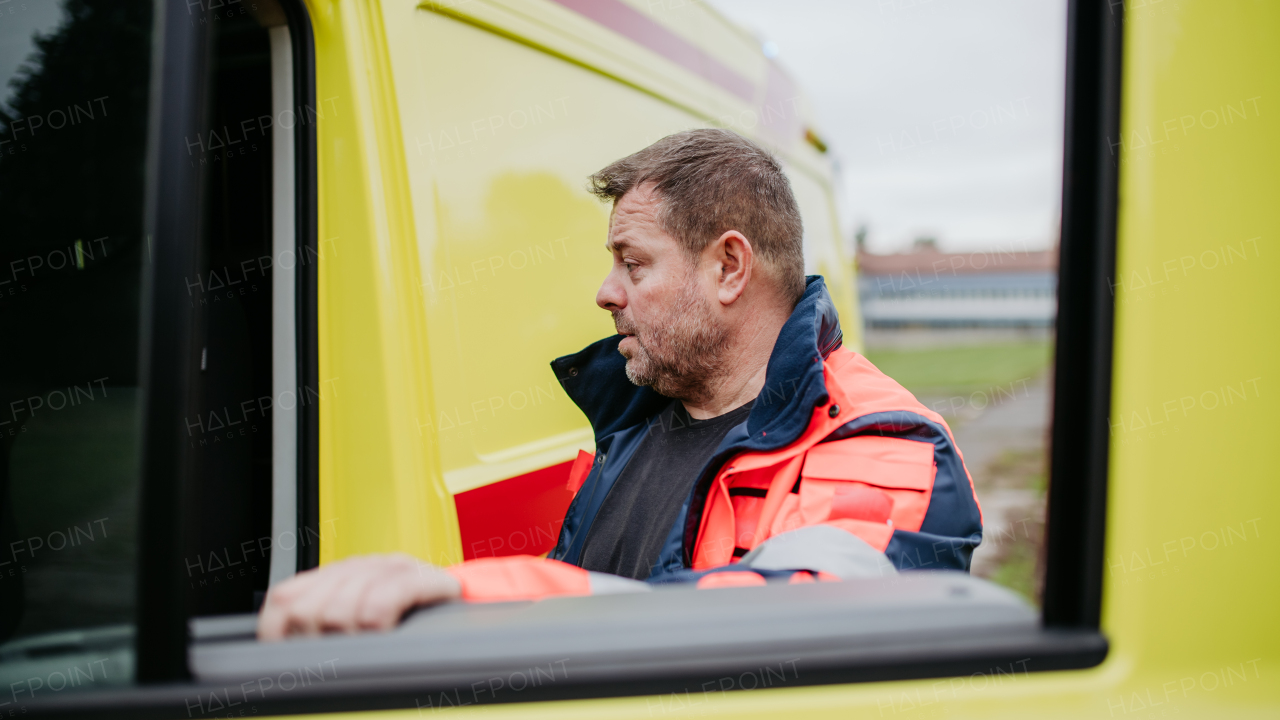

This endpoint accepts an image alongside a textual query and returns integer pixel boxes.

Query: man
[258,129,982,641]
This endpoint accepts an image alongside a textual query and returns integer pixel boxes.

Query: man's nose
[596,270,626,311]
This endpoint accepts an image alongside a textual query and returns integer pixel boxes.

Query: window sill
[27,573,1107,718]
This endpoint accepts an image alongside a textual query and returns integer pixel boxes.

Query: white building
[857,246,1057,328]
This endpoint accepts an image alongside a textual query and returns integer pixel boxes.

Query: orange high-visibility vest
[691,346,981,569]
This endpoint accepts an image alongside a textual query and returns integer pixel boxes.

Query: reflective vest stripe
[691,346,972,570]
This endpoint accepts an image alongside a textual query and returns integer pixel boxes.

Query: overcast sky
[705,0,1067,254]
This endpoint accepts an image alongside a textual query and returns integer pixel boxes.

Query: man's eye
[624,262,637,272]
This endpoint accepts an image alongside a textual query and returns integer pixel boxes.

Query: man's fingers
[258,566,329,641]
[356,563,461,630]
[278,576,341,638]
[353,574,418,631]
[263,556,371,638]
[284,558,383,638]
[316,560,396,634]
[257,603,290,642]
[257,554,459,641]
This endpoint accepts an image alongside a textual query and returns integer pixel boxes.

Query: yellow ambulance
[0,0,1275,717]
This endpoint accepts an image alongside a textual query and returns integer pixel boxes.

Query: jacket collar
[551,276,842,450]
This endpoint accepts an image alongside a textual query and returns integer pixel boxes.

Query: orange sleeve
[445,555,591,603]
[695,571,767,589]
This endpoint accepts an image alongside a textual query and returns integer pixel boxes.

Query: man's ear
[712,230,753,306]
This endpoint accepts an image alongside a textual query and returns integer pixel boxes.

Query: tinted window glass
[184,8,277,617]
[0,0,152,693]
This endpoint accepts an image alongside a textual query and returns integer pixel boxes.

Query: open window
[8,0,1117,715]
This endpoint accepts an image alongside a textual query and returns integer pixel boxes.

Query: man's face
[596,186,729,400]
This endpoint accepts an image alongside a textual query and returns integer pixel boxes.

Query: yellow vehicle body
[301,0,1278,717]
[310,0,857,568]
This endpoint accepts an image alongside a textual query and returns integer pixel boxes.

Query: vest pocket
[798,436,937,533]
[728,487,768,551]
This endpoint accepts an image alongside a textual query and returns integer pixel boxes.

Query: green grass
[991,535,1043,606]
[863,342,1054,606]
[864,341,1054,397]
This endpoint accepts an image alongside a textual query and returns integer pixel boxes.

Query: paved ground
[937,374,1051,587]
[863,328,1055,599]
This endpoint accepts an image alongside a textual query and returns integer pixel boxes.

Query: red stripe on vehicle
[454,459,577,561]
[548,0,756,102]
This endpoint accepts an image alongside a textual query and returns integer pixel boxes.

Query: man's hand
[257,553,461,641]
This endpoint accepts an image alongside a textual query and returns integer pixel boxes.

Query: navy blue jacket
[549,277,983,580]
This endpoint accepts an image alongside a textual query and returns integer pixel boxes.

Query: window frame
[131,0,322,684]
[287,0,322,580]
[1041,0,1123,632]
[28,0,1117,713]
[133,0,210,683]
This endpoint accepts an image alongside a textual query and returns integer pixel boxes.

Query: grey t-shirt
[579,399,753,580]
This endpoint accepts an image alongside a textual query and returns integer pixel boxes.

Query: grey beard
[615,283,731,403]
